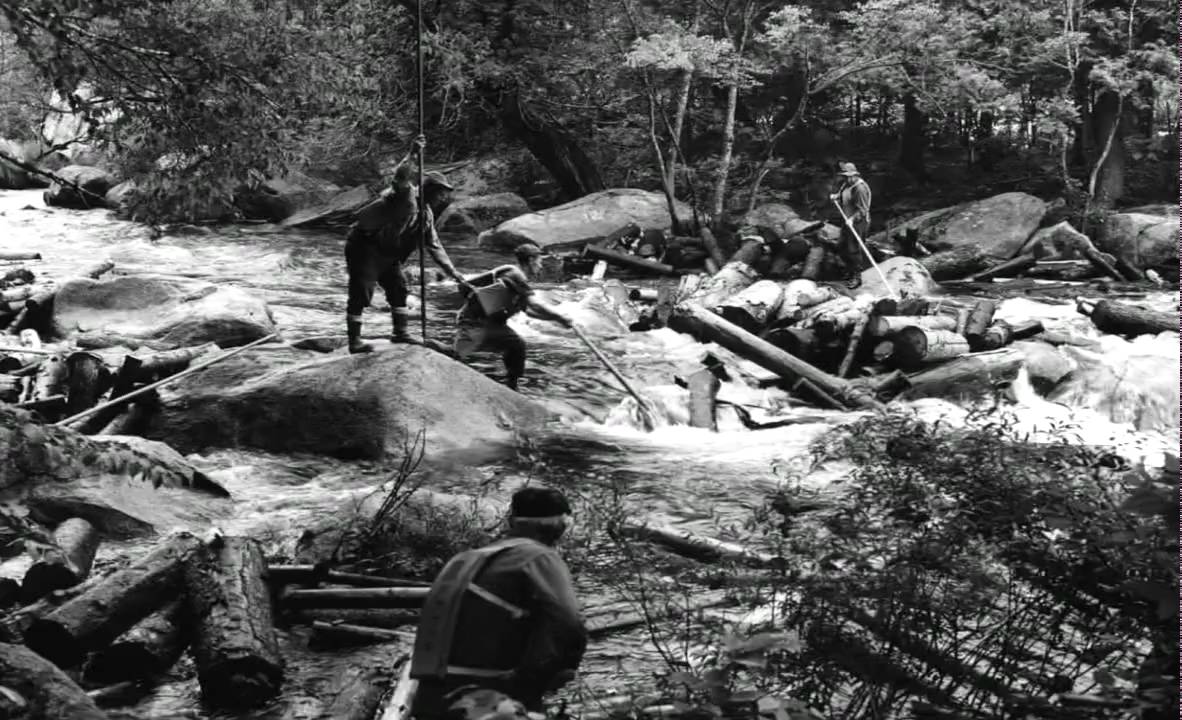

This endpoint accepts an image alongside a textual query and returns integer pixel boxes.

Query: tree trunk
[184,536,283,709]
[666,68,695,198]
[1071,60,1095,165]
[900,93,928,179]
[902,348,1024,399]
[0,642,108,720]
[20,518,101,604]
[83,600,189,684]
[889,328,971,368]
[1091,91,1126,209]
[23,532,202,669]
[710,83,740,225]
[499,91,604,201]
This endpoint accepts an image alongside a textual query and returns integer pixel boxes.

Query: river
[0,189,1177,718]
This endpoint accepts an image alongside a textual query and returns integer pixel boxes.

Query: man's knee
[347,278,375,316]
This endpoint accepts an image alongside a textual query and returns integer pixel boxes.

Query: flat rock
[873,192,1048,258]
[52,274,277,349]
[142,344,557,462]
[477,188,693,252]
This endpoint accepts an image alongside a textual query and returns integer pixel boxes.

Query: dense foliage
[0,0,1176,222]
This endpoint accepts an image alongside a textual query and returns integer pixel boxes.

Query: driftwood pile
[0,532,286,716]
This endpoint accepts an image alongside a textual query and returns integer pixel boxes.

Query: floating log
[0,641,108,719]
[84,600,189,684]
[686,367,720,431]
[23,531,202,668]
[135,343,220,381]
[889,328,971,369]
[715,279,784,333]
[628,288,659,303]
[0,251,41,261]
[799,244,827,280]
[963,299,998,346]
[618,523,779,568]
[966,253,1037,282]
[1077,298,1176,337]
[918,245,997,280]
[587,594,734,640]
[185,536,283,709]
[902,349,1025,399]
[838,313,871,378]
[63,351,111,417]
[582,245,680,277]
[287,608,419,630]
[281,587,428,610]
[973,320,1014,351]
[1009,319,1045,341]
[265,565,429,589]
[378,658,417,720]
[310,620,405,647]
[866,315,956,338]
[72,355,143,434]
[20,518,101,603]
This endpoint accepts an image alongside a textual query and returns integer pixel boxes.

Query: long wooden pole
[570,325,658,431]
[832,199,897,299]
[415,0,428,343]
[53,333,278,427]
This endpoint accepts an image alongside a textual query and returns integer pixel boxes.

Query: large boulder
[0,406,230,537]
[1096,207,1178,279]
[477,189,694,252]
[43,165,117,209]
[874,192,1048,258]
[104,180,138,216]
[856,256,936,298]
[0,138,38,189]
[438,193,531,234]
[141,345,556,462]
[1019,220,1092,259]
[1012,340,1076,394]
[51,275,277,349]
[234,172,342,223]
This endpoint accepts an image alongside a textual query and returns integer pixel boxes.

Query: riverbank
[0,187,1177,719]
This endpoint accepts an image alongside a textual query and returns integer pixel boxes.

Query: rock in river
[52,275,277,349]
[43,165,117,209]
[477,188,693,252]
[0,406,230,537]
[142,344,557,462]
[874,192,1048,259]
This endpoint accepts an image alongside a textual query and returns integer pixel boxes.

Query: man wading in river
[345,148,474,353]
[453,243,573,390]
[410,486,587,718]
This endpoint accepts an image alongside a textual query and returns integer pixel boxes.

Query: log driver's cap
[423,171,454,190]
[510,486,572,526]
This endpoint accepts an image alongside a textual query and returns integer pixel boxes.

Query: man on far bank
[829,161,873,288]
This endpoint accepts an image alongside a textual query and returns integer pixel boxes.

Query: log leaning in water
[902,349,1025,399]
[23,531,202,668]
[963,299,998,347]
[617,523,781,568]
[671,303,883,411]
[686,367,720,431]
[0,642,108,720]
[1077,298,1176,337]
[184,536,284,709]
[20,518,101,603]
[83,600,189,684]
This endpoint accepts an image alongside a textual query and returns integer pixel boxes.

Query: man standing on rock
[411,486,587,718]
[829,161,873,288]
[345,150,474,353]
[452,243,573,390]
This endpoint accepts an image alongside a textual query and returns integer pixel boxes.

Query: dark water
[0,190,1176,718]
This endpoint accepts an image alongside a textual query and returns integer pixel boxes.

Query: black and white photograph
[0,0,1177,718]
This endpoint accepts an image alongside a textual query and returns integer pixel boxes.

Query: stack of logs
[0,520,759,719]
[624,230,1170,424]
[0,257,223,431]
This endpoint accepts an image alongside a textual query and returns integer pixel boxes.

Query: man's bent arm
[516,552,587,689]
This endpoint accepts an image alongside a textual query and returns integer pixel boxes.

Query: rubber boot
[505,375,520,391]
[347,318,373,354]
[390,308,412,343]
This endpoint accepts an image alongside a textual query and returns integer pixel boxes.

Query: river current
[0,189,1176,718]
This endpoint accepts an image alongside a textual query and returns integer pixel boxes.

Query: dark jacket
[837,177,872,225]
[411,536,587,714]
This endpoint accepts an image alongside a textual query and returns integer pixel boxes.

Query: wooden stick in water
[569,325,658,431]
